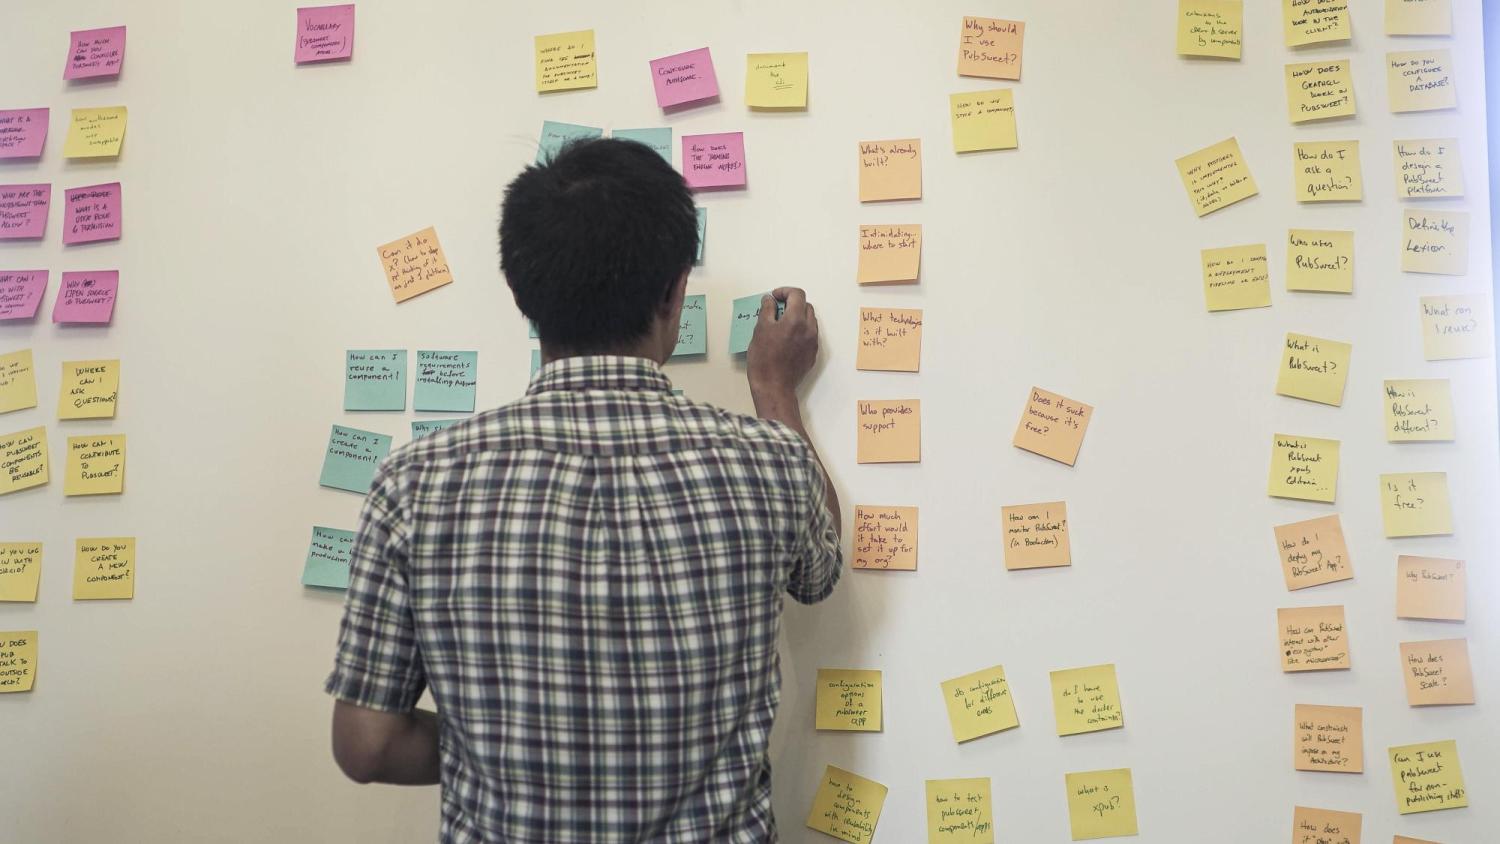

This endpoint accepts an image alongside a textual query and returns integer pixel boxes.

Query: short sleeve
[785,450,842,604]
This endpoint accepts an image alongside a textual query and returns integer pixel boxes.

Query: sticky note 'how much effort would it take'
[852,505,917,570]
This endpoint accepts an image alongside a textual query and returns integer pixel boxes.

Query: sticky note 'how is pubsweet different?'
[63,182,122,245]
[814,668,882,731]
[535,30,597,93]
[1396,555,1465,622]
[806,765,887,844]
[1177,0,1243,59]
[1285,60,1355,122]
[856,308,922,372]
[1420,295,1490,361]
[1402,209,1468,275]
[379,226,453,303]
[1268,434,1339,503]
[414,350,477,413]
[73,537,135,600]
[1286,229,1352,293]
[1291,806,1360,844]
[0,543,42,602]
[1051,664,1123,736]
[64,434,125,496]
[0,426,49,496]
[1002,501,1070,570]
[857,225,922,285]
[1389,740,1467,815]
[852,505,917,570]
[1176,137,1257,217]
[0,349,37,415]
[1065,768,1138,841]
[926,778,994,844]
[295,4,354,64]
[682,132,746,190]
[1278,604,1349,671]
[344,350,406,411]
[941,664,1019,743]
[1394,139,1463,198]
[1380,472,1452,537]
[1013,387,1092,467]
[858,140,922,202]
[65,26,125,80]
[1283,0,1350,46]
[319,425,392,494]
[1275,332,1351,406]
[63,107,126,159]
[58,359,119,420]
[0,184,52,240]
[1294,141,1362,202]
[857,400,920,464]
[1386,0,1451,35]
[53,271,119,325]
[1202,244,1270,310]
[958,16,1024,79]
[1387,50,1456,113]
[0,109,48,159]
[1273,513,1352,591]
[0,271,47,320]
[1295,704,1363,773]
[0,630,37,693]
[950,89,1017,153]
[649,47,718,109]
[1399,638,1474,706]
[303,526,353,589]
[745,52,808,109]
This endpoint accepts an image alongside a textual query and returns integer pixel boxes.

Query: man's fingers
[757,295,779,326]
[772,287,808,314]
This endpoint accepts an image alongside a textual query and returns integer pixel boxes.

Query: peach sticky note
[1386,0,1451,35]
[1274,514,1352,590]
[1065,769,1138,840]
[1002,501,1071,570]
[852,505,918,570]
[1401,209,1468,275]
[806,765,887,844]
[1013,387,1093,466]
[856,308,923,372]
[857,225,922,284]
[1286,229,1353,292]
[534,30,597,93]
[926,778,994,843]
[1177,0,1243,59]
[1283,0,1350,46]
[1399,639,1474,705]
[957,16,1024,79]
[73,536,135,600]
[1394,139,1463,198]
[1380,472,1452,537]
[378,226,453,303]
[0,426,50,496]
[950,89,1018,153]
[1389,740,1467,814]
[1268,434,1339,503]
[745,52,808,109]
[1051,664,1123,736]
[941,664,1020,743]
[1295,704,1363,773]
[0,630,37,692]
[63,106,127,159]
[1285,60,1356,122]
[1202,243,1271,311]
[0,542,42,602]
[1420,295,1490,360]
[63,434,125,496]
[1276,333,1351,406]
[1387,50,1456,113]
[856,400,920,464]
[1292,806,1361,844]
[58,359,120,420]
[858,139,922,202]
[0,349,37,415]
[1278,605,1349,671]
[1397,556,1465,621]
[815,668,882,731]
[1295,141,1363,202]
[1176,137,1258,216]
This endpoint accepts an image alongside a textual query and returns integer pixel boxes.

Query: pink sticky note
[0,184,51,240]
[649,47,719,108]
[0,270,48,320]
[64,26,127,80]
[682,132,747,190]
[53,271,118,324]
[296,5,356,63]
[63,182,121,245]
[0,109,49,159]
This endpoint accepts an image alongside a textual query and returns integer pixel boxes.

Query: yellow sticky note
[1394,139,1463,198]
[64,434,126,496]
[1292,806,1361,843]
[1401,209,1468,275]
[0,542,43,602]
[1285,60,1355,122]
[1386,0,1451,35]
[1295,704,1363,773]
[815,668,882,731]
[852,505,918,570]
[1274,514,1353,591]
[1286,229,1353,293]
[950,89,1017,153]
[1380,472,1452,537]
[1389,740,1467,814]
[1268,434,1339,503]
[940,664,1020,742]
[1385,379,1454,442]
[1051,664,1123,736]
[57,359,120,420]
[1278,605,1349,671]
[73,536,135,600]
[0,630,38,693]
[1275,332,1351,406]
[857,225,922,284]
[1065,769,1138,841]
[926,778,995,844]
[1176,137,1258,217]
[0,349,38,414]
[957,17,1024,80]
[806,765,887,844]
[378,226,454,303]
[1387,50,1456,112]
[0,426,49,496]
[534,29,596,93]
[1177,0,1243,59]
[1399,639,1474,706]
[1396,555,1465,621]
[63,106,127,158]
[1002,501,1070,570]
[858,139,922,202]
[856,309,923,372]
[1201,244,1271,311]
[1283,0,1350,46]
[745,52,808,109]
[1393,837,1441,844]
[1420,295,1490,361]
[1294,141,1362,202]
[1013,387,1093,466]
[856,400,920,464]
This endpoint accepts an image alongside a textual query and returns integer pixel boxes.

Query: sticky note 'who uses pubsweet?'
[852,505,917,570]
[1286,229,1352,293]
[73,536,135,600]
[805,765,887,844]
[1202,243,1270,310]
[941,664,1019,743]
[814,668,882,732]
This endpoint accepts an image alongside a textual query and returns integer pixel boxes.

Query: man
[326,137,842,842]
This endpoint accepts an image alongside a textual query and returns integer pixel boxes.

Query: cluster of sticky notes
[319,424,392,493]
[855,308,922,372]
[1001,501,1070,570]
[1065,768,1138,840]
[1294,703,1363,772]
[1386,0,1452,35]
[295,4,355,63]
[858,140,922,202]
[0,630,37,693]
[63,106,127,158]
[1285,60,1355,122]
[58,359,120,419]
[941,664,1019,742]
[0,183,52,239]
[925,778,994,843]
[1283,0,1350,46]
[0,426,49,495]
[1286,229,1352,293]
[1050,664,1123,736]
[414,350,478,412]
[957,16,1024,79]
[1402,208,1468,275]
[1394,139,1463,198]
[1201,244,1270,311]
[745,52,808,109]
[63,182,123,245]
[856,400,921,464]
[1175,137,1257,216]
[535,30,597,92]
[1177,0,1244,60]
[1273,514,1352,590]
[1389,739,1467,814]
[0,109,48,159]
[1277,604,1349,671]
[1420,294,1489,360]
[1380,472,1452,537]
[852,505,917,570]
[1013,387,1092,466]
[949,90,1017,153]
[1399,638,1473,706]
[1387,50,1456,113]
[0,349,37,414]
[65,25,126,80]
[0,270,48,319]
[1396,555,1465,622]
[53,270,119,324]
[1292,806,1360,844]
[63,434,126,496]
[378,226,453,303]
[344,350,407,411]
[1275,332,1351,406]
[73,537,135,600]
[682,132,747,189]
[1294,140,1362,203]
[303,526,354,589]
[806,765,888,844]
[1267,433,1339,502]
[649,47,718,108]
[0,542,43,602]
[815,668,882,731]
[857,225,922,285]
[673,294,707,357]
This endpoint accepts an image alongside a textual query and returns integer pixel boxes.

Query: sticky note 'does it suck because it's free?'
[814,668,881,731]
[1268,434,1338,503]
[806,765,887,844]
[1177,0,1243,60]
[1013,387,1092,467]
[1065,768,1137,841]
[941,664,1019,743]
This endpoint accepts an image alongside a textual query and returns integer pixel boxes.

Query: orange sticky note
[858,139,922,202]
[378,226,453,303]
[857,225,922,284]
[1013,387,1092,466]
[1292,806,1361,844]
[1294,704,1363,773]
[1273,514,1352,590]
[852,505,917,570]
[856,400,920,464]
[1396,556,1465,622]
[1399,639,1474,706]
[1278,605,1349,671]
[1002,501,1070,570]
[957,16,1023,79]
[856,308,922,372]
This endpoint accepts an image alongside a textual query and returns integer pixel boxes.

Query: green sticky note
[695,207,707,264]
[527,319,538,339]
[414,350,477,412]
[318,425,392,494]
[728,292,782,355]
[538,121,602,164]
[531,349,542,376]
[344,349,407,411]
[614,127,672,163]
[411,418,464,439]
[302,526,354,589]
[673,294,707,357]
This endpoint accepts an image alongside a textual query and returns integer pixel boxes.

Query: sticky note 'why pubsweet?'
[1295,704,1363,773]
[806,765,887,844]
[1275,332,1351,406]
[57,359,119,420]
[534,30,597,93]
[295,5,354,63]
[0,630,37,692]
[1002,501,1070,570]
[858,140,922,202]
[1380,472,1452,537]
[1278,604,1349,671]
[303,526,353,589]
[0,349,37,415]
[1389,740,1467,814]
[1268,434,1339,503]
[855,308,922,372]
[1051,664,1123,736]
[1013,388,1092,466]
[950,89,1017,153]
[745,52,808,109]
[0,543,42,602]
[957,16,1024,79]
[649,47,718,109]
[1396,555,1465,622]
[852,505,917,570]
[926,778,994,844]
[379,226,453,303]
[1177,0,1243,59]
[1274,514,1352,591]
[1065,769,1137,841]
[857,225,922,285]
[1286,229,1352,293]
[73,537,135,600]
[1202,244,1270,310]
[1176,137,1257,216]
[941,664,1019,742]
[815,668,882,731]
[63,106,126,159]
[682,132,747,190]
[0,426,49,496]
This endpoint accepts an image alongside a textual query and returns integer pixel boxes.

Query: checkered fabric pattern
[327,355,842,843]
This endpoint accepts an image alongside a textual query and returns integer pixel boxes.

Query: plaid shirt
[327,355,842,843]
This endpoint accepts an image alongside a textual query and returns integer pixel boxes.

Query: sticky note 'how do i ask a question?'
[1294,141,1362,202]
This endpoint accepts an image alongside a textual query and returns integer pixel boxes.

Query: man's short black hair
[500,138,698,353]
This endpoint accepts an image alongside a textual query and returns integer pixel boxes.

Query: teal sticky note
[673,294,707,357]
[614,127,673,163]
[527,319,539,339]
[728,292,783,355]
[411,418,464,439]
[695,207,707,264]
[538,121,603,164]
[302,526,354,589]
[414,350,477,412]
[344,349,407,411]
[319,425,393,494]
[531,349,542,376]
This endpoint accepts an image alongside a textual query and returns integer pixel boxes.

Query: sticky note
[303,526,354,589]
[1176,137,1257,216]
[411,418,463,439]
[1292,807,1361,844]
[0,543,42,602]
[1051,664,1123,736]
[1201,244,1270,310]
[856,308,922,372]
[957,16,1024,79]
[1389,740,1467,814]
[1394,139,1463,198]
[950,89,1017,153]
[1420,295,1490,360]
[0,349,37,415]
[1286,229,1353,293]
[941,664,1019,742]
[537,121,603,164]
[344,350,407,411]
[295,5,354,63]
[806,765,887,844]
[0,109,49,159]
[682,132,747,190]
[1386,0,1451,35]
[1275,332,1351,406]
[1401,209,1468,275]
[746,52,808,109]
[857,225,922,284]
[1177,0,1243,59]
[1268,434,1339,503]
[1295,704,1363,773]
[64,26,126,80]
[1294,141,1362,202]
[534,30,597,93]
[531,349,542,376]
[0,270,47,320]
[856,400,921,464]
[612,127,671,163]
[414,350,477,412]
[1002,501,1070,570]
[1278,605,1349,671]
[1388,50,1456,112]
[852,505,917,570]
[814,668,882,731]
[53,271,119,324]
[695,207,707,263]
[1013,387,1092,466]
[0,630,37,692]
[1274,514,1352,591]
[64,434,126,496]
[1283,0,1350,46]
[1380,472,1452,537]
[378,226,453,303]
[63,106,127,158]
[1065,769,1138,841]
[0,426,49,495]
[63,182,122,245]
[1385,379,1453,442]
[73,537,135,600]
[0,184,51,239]
[858,139,922,202]
[728,293,772,355]
[1393,837,1441,844]
[57,359,119,420]
[926,778,994,843]
[672,294,707,357]
[649,47,718,108]
[1399,639,1473,706]
[319,425,392,494]
[1397,555,1465,622]
[1285,61,1355,122]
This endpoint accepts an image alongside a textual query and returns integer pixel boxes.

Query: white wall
[1,1,1495,841]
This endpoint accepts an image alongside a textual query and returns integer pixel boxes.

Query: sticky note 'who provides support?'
[73,537,135,600]
[856,400,921,464]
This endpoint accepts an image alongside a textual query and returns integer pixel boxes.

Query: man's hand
[747,287,819,400]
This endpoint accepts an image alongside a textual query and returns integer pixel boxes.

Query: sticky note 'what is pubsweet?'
[1275,332,1351,406]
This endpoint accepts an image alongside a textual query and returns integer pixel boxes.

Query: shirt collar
[526,355,674,396]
